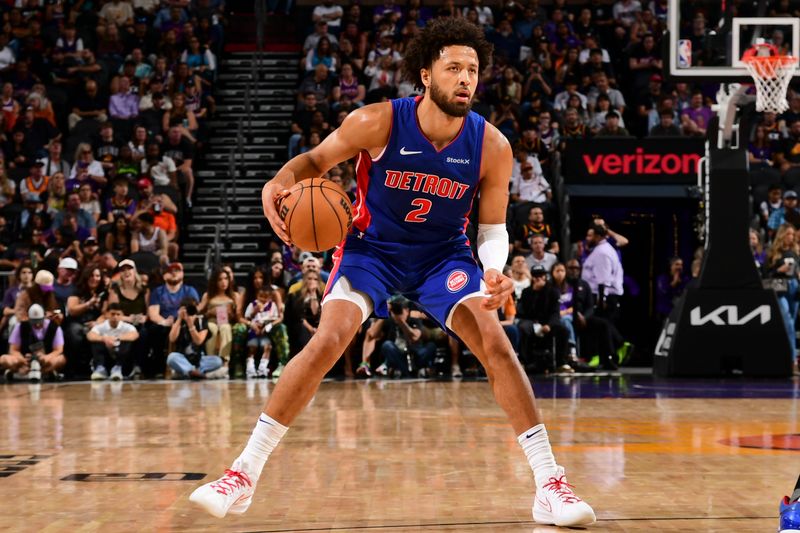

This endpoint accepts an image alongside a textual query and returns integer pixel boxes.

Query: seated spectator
[130,212,168,264]
[46,172,66,216]
[332,63,365,107]
[38,139,71,179]
[680,90,713,137]
[0,261,33,336]
[776,120,800,188]
[52,191,97,238]
[5,130,34,171]
[553,75,588,112]
[95,122,122,175]
[655,257,689,320]
[162,92,198,143]
[14,105,59,155]
[0,167,15,214]
[517,265,570,372]
[65,266,108,377]
[646,95,679,133]
[181,36,217,80]
[104,179,137,223]
[78,182,101,222]
[106,215,132,258]
[751,228,767,269]
[68,79,108,131]
[749,125,782,200]
[146,262,199,378]
[243,285,289,379]
[109,76,139,130]
[510,254,532,300]
[53,257,78,312]
[305,37,337,73]
[285,270,323,355]
[303,21,339,54]
[510,159,550,205]
[526,234,558,271]
[759,185,783,230]
[79,236,101,266]
[595,111,630,137]
[68,143,107,193]
[298,63,338,106]
[586,73,625,114]
[288,254,330,291]
[198,266,240,376]
[372,295,436,379]
[14,269,58,322]
[490,97,520,143]
[0,303,65,381]
[166,296,221,379]
[87,303,139,381]
[19,160,48,202]
[161,126,195,205]
[768,190,800,238]
[649,108,682,137]
[514,205,556,256]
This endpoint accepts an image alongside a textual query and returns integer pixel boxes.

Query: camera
[185,304,198,316]
[389,302,404,315]
[96,290,108,303]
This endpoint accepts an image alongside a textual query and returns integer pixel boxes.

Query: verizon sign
[564,138,705,184]
[689,305,771,326]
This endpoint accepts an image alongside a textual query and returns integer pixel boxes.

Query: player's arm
[477,124,514,311]
[262,103,392,244]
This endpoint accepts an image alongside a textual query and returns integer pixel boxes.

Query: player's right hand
[262,180,292,245]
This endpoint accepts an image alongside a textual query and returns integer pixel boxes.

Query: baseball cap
[298,251,316,263]
[531,264,547,277]
[30,160,44,168]
[34,269,54,291]
[166,261,183,271]
[650,73,663,83]
[119,258,137,270]
[784,190,798,199]
[28,303,45,323]
[83,236,99,246]
[137,177,153,190]
[388,294,409,307]
[58,257,78,270]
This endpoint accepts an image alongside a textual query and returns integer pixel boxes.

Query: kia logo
[583,148,701,176]
[689,305,771,326]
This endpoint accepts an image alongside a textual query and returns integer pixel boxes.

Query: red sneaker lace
[543,475,581,504]
[211,469,252,496]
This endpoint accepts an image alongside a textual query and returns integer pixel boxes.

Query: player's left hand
[482,269,513,311]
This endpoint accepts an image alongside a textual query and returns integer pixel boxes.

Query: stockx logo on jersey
[383,170,471,200]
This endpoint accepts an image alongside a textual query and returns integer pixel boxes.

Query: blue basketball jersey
[351,96,486,245]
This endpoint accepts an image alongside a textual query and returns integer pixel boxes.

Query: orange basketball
[276,177,353,252]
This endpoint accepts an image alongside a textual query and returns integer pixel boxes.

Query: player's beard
[428,77,472,118]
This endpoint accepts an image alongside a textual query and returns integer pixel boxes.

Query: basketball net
[741,43,798,113]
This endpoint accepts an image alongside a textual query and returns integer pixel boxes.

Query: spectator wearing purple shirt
[373,0,402,25]
[1,303,66,379]
[680,91,714,137]
[109,77,139,121]
[103,179,138,223]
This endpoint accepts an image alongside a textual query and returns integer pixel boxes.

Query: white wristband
[477,223,509,273]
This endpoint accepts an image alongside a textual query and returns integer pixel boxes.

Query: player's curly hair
[402,18,493,91]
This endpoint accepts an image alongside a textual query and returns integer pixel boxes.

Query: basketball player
[191,18,596,527]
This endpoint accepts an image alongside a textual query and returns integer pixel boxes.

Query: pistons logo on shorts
[446,270,469,293]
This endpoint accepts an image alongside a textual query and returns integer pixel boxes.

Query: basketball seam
[285,182,303,238]
[310,179,319,251]
[319,185,345,243]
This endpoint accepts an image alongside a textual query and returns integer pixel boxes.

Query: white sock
[517,424,558,488]
[234,413,288,481]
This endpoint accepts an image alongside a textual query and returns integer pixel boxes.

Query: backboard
[666,0,800,82]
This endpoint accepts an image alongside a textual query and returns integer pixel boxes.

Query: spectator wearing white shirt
[525,234,558,272]
[510,159,550,204]
[461,0,493,27]
[87,303,140,381]
[553,77,588,112]
[0,33,15,74]
[303,21,339,53]
[586,74,626,114]
[312,1,344,32]
[612,0,642,27]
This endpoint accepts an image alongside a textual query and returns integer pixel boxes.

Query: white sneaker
[533,466,596,527]
[91,366,108,381]
[271,362,284,379]
[256,358,268,378]
[205,365,229,380]
[28,360,41,383]
[375,363,388,376]
[110,365,123,381]
[245,359,257,379]
[451,364,463,378]
[190,463,255,518]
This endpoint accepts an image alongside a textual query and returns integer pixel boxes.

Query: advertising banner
[563,138,705,184]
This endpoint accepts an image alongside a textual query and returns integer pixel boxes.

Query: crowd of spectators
[0,0,226,382]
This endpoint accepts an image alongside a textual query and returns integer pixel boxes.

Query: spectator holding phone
[0,303,65,382]
[166,297,222,379]
[87,303,139,381]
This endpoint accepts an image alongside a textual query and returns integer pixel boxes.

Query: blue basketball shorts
[322,235,486,332]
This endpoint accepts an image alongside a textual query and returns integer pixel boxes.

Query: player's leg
[189,298,364,518]
[449,297,595,527]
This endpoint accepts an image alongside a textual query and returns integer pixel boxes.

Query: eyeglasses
[82,150,92,155]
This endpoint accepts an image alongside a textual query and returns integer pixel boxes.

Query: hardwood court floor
[1,376,797,532]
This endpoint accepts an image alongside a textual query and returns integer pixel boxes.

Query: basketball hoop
[741,43,798,113]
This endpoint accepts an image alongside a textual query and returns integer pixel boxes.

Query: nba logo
[678,39,692,68]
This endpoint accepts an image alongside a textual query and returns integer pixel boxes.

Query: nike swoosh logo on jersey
[400,147,422,155]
